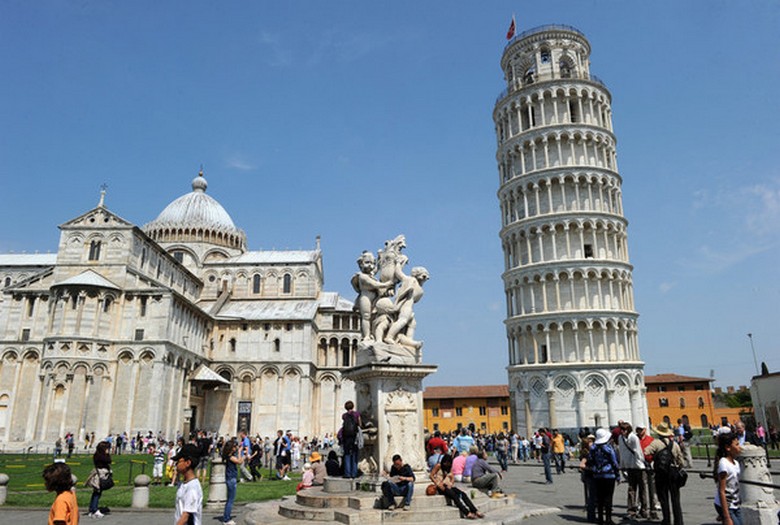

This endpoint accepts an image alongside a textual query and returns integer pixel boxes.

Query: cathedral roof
[53,270,120,289]
[143,171,246,251]
[226,250,320,265]
[0,253,57,266]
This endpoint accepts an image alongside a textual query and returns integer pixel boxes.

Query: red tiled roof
[644,373,713,385]
[423,385,509,399]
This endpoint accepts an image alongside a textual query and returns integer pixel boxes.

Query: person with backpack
[588,428,620,525]
[341,400,362,479]
[645,422,685,525]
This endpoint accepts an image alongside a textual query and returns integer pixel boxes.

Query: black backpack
[343,412,358,438]
[683,425,693,441]
[653,440,674,477]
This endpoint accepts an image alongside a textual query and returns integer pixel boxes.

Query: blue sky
[1,2,779,389]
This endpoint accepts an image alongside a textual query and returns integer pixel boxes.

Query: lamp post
[747,333,759,375]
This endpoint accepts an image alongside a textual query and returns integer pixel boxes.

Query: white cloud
[225,157,257,172]
[658,282,676,294]
[258,32,292,67]
[683,177,780,273]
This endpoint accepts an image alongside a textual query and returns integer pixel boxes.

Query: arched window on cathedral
[229,338,236,352]
[3,277,10,287]
[88,241,101,261]
[252,274,262,294]
[283,273,292,294]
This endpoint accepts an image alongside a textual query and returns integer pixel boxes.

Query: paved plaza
[1,458,776,524]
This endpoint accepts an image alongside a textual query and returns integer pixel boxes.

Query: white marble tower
[494,25,647,435]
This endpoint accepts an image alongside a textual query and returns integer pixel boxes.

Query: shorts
[198,456,210,470]
[153,463,164,478]
[276,454,291,469]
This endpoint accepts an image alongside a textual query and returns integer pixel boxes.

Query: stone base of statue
[342,360,437,476]
[355,340,421,366]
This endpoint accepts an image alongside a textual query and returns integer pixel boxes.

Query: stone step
[379,504,461,522]
[278,500,336,521]
[297,488,351,508]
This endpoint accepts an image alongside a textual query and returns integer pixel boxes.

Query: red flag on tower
[506,15,516,40]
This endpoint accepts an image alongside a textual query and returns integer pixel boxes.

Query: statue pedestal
[342,362,437,477]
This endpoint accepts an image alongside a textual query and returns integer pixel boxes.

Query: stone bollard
[132,474,151,508]
[206,456,227,509]
[738,444,779,525]
[0,473,8,505]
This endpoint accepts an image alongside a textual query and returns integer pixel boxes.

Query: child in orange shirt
[44,462,79,525]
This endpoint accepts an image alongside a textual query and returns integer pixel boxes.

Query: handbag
[99,470,115,491]
[356,427,365,450]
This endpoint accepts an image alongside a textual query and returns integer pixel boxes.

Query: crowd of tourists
[43,407,765,525]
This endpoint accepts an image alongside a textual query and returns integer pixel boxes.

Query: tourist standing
[588,428,620,525]
[173,444,203,525]
[578,433,596,523]
[87,441,112,519]
[494,432,509,472]
[618,422,648,519]
[552,429,566,474]
[645,422,684,525]
[340,400,361,479]
[714,432,742,525]
[221,440,242,525]
[637,425,660,521]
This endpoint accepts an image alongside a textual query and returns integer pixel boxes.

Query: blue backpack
[591,444,615,476]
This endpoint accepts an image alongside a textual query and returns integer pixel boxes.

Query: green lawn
[0,453,297,508]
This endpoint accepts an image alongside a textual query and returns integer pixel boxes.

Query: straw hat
[310,451,322,462]
[654,422,674,437]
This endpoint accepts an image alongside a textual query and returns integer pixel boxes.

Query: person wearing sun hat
[588,428,620,525]
[309,451,327,486]
[645,422,684,525]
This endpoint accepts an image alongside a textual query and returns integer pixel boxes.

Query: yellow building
[423,385,511,434]
[645,374,752,429]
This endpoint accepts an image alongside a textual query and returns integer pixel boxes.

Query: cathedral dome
[143,172,246,251]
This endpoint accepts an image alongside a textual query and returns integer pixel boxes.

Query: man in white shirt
[173,443,203,525]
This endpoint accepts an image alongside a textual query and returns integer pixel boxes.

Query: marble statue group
[351,235,429,364]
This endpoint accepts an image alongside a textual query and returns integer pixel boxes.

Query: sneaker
[224,521,236,525]
[282,475,291,481]
[90,511,105,519]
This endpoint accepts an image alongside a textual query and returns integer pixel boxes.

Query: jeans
[89,490,101,514]
[542,452,554,482]
[223,477,237,522]
[343,444,358,478]
[715,505,742,525]
[554,452,566,473]
[381,480,413,506]
[496,450,508,471]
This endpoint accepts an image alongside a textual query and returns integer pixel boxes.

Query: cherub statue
[351,251,394,342]
[384,266,429,349]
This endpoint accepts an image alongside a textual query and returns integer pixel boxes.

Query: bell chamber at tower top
[498,25,601,96]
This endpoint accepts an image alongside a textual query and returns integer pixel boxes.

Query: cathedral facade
[0,173,356,446]
[495,25,648,434]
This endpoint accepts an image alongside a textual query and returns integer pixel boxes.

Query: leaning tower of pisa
[494,25,648,435]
